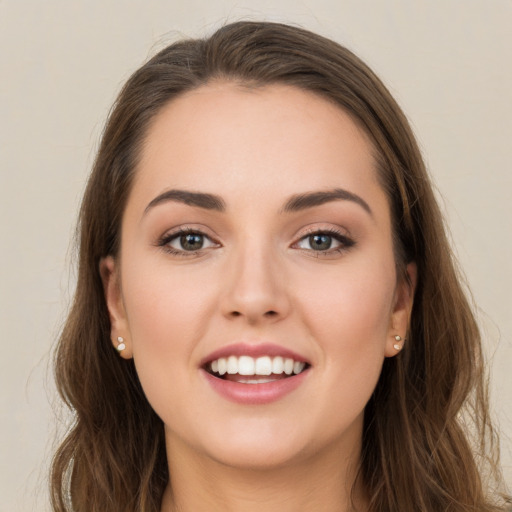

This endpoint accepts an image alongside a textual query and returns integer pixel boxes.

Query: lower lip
[202,369,310,405]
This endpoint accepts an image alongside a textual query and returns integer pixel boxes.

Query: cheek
[297,258,396,350]
[296,260,395,420]
[123,258,216,347]
[120,260,219,408]
[296,254,396,400]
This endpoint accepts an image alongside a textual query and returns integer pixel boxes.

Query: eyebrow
[144,189,226,214]
[282,188,372,216]
[143,187,372,217]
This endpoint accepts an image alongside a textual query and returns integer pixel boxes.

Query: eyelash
[293,228,355,256]
[157,227,355,257]
[157,227,219,257]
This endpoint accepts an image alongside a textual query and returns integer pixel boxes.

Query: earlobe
[99,256,133,359]
[385,262,417,358]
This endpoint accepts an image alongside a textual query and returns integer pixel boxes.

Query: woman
[50,21,510,511]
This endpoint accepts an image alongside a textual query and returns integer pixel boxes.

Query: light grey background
[1,1,511,510]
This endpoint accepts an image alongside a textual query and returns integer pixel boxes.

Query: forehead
[131,82,385,214]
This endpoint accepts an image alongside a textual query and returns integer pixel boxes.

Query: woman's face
[102,83,415,469]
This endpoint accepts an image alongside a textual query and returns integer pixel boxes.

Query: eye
[300,233,337,251]
[295,230,355,253]
[159,229,219,255]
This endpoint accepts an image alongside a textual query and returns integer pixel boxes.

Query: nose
[220,243,291,325]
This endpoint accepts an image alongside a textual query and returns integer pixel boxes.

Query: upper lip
[200,342,310,367]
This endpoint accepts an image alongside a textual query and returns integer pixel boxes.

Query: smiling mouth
[205,355,310,384]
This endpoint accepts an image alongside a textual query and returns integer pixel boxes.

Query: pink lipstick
[201,343,311,405]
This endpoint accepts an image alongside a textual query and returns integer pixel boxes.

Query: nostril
[227,309,280,320]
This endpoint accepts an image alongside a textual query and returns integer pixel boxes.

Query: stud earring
[393,335,402,351]
[116,336,126,352]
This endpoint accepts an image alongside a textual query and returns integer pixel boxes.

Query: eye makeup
[155,224,356,259]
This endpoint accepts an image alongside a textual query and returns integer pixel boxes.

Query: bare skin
[101,82,415,512]
[160,432,366,512]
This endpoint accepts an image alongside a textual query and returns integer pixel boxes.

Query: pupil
[181,233,203,250]
[310,234,332,251]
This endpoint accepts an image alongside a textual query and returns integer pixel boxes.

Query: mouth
[200,343,311,403]
[204,355,310,384]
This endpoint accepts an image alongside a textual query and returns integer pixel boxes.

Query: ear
[99,256,133,359]
[385,262,417,358]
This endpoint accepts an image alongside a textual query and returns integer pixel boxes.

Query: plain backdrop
[1,1,511,510]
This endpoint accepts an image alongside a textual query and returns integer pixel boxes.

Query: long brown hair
[51,21,510,511]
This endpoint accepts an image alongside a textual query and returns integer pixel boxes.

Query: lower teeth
[238,378,275,384]
[208,365,309,381]
[215,372,301,382]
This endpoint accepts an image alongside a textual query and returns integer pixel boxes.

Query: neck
[160,433,367,512]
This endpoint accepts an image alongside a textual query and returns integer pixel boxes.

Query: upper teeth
[210,356,306,376]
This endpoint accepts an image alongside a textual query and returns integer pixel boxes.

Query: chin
[182,416,316,470]
[206,438,309,471]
